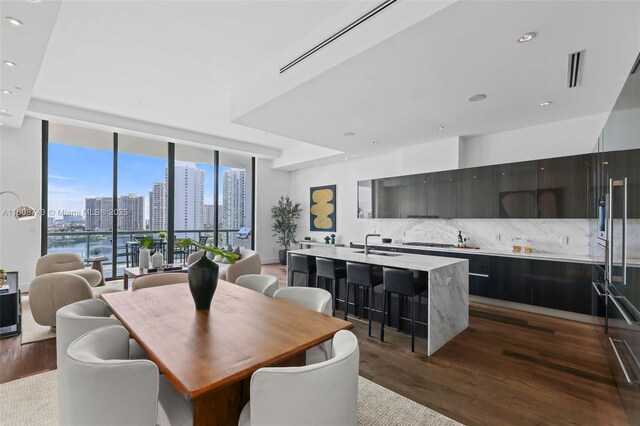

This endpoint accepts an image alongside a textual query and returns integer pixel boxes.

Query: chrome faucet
[364,234,381,255]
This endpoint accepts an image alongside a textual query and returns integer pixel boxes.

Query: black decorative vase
[187,253,219,310]
[279,250,287,265]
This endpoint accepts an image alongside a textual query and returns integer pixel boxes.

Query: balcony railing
[47,228,246,279]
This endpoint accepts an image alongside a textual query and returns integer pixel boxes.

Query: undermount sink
[352,250,402,257]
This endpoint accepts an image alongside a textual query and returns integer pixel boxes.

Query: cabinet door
[531,261,590,314]
[357,180,374,219]
[400,174,429,218]
[427,170,458,218]
[458,167,493,218]
[450,253,491,297]
[537,155,591,218]
[374,177,401,218]
[490,257,532,304]
[601,149,640,219]
[494,161,537,218]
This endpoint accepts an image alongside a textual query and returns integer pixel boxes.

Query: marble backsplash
[362,219,593,256]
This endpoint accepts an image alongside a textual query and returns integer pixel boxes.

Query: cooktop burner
[403,242,455,248]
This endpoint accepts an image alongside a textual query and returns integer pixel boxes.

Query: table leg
[192,351,305,426]
[123,274,129,291]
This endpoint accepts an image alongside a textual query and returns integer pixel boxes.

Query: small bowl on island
[381,237,392,244]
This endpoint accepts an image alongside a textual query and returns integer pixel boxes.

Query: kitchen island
[287,247,469,355]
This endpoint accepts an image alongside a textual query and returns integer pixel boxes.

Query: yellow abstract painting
[310,185,336,231]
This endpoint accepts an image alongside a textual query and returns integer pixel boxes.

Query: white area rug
[0,371,461,426]
[20,280,124,344]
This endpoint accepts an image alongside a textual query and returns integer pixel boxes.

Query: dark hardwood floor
[1,263,628,426]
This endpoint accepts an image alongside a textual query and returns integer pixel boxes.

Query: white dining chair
[235,274,279,297]
[273,287,333,364]
[132,272,188,291]
[238,330,359,426]
[66,325,193,426]
[56,299,150,424]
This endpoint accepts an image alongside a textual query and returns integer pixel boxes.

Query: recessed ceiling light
[345,157,349,161]
[468,94,487,102]
[372,141,379,145]
[518,32,536,43]
[25,0,42,3]
[3,60,17,67]
[0,110,12,117]
[0,122,5,127]
[436,125,445,130]
[344,131,355,137]
[539,101,552,106]
[0,109,7,113]
[5,17,24,27]
[1,89,12,94]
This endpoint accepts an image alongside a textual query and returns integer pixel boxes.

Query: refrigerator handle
[607,179,613,286]
[622,177,627,285]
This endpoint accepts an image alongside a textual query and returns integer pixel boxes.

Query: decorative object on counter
[462,238,468,248]
[457,231,464,247]
[138,236,154,269]
[177,239,238,310]
[310,184,337,232]
[382,238,392,244]
[512,237,523,253]
[523,239,533,253]
[324,236,331,244]
[331,234,336,244]
[271,196,302,265]
[151,250,164,268]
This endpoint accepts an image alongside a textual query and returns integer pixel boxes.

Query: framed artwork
[310,185,336,232]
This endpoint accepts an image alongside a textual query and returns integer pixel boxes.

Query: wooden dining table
[101,281,353,426]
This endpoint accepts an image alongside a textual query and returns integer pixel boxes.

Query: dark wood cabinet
[490,257,532,304]
[374,177,401,218]
[458,167,493,218]
[493,161,537,218]
[400,174,429,218]
[531,261,590,314]
[451,253,491,297]
[601,149,640,219]
[536,155,592,218]
[427,170,458,218]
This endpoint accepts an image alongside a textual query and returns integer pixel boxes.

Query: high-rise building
[222,168,246,230]
[204,204,216,228]
[149,181,167,231]
[118,194,144,231]
[85,197,113,231]
[174,163,204,230]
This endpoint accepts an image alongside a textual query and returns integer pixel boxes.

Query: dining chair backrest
[235,274,279,297]
[243,330,359,426]
[273,287,332,316]
[198,236,208,245]
[66,325,160,426]
[132,272,188,291]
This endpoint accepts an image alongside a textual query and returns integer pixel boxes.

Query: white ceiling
[2,1,638,168]
[233,0,640,156]
[29,0,369,152]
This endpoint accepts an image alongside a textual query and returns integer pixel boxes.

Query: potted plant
[271,196,302,265]
[177,239,237,310]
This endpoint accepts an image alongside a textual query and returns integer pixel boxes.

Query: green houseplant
[271,196,302,265]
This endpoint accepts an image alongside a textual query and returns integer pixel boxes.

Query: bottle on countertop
[463,238,468,248]
[457,231,463,247]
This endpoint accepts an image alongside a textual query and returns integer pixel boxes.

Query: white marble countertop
[350,242,595,264]
[288,247,467,272]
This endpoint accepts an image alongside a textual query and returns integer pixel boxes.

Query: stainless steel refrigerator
[593,53,640,423]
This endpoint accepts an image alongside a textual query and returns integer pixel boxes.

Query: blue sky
[48,143,226,218]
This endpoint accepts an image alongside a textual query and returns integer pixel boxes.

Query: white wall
[460,113,609,168]
[0,117,42,289]
[254,158,291,263]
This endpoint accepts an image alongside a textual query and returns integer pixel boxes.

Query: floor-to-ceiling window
[44,121,255,278]
[219,152,253,248]
[46,123,115,277]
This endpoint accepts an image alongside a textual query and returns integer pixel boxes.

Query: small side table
[0,271,21,339]
[84,256,109,287]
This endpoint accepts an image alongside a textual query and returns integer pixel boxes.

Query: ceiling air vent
[567,50,585,88]
[279,0,398,74]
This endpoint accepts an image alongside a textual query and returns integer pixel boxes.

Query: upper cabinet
[458,167,493,218]
[536,154,592,218]
[493,161,537,218]
[374,177,402,218]
[427,170,458,219]
[400,174,429,218]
